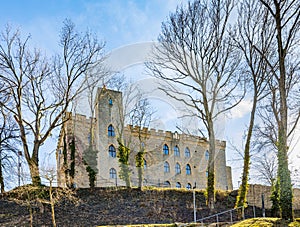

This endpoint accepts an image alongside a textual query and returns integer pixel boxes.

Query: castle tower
[95,87,124,186]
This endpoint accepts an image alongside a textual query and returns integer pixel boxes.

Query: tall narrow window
[164,161,170,173]
[185,147,190,157]
[108,124,115,137]
[108,145,116,158]
[144,159,147,169]
[174,145,180,157]
[109,168,117,179]
[109,98,113,105]
[163,144,169,155]
[175,162,181,174]
[186,164,191,175]
[205,150,209,161]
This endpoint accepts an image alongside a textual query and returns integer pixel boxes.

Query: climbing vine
[117,139,131,187]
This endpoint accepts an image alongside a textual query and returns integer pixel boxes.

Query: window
[109,98,113,105]
[88,133,91,143]
[164,181,171,187]
[144,159,147,169]
[109,145,116,158]
[109,168,117,179]
[108,124,115,137]
[186,164,191,175]
[176,182,181,188]
[185,147,190,157]
[163,144,169,155]
[174,145,180,157]
[164,161,170,173]
[205,150,209,161]
[206,170,209,177]
[175,163,181,174]
[186,183,192,190]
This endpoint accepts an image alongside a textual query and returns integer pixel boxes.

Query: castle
[56,87,233,190]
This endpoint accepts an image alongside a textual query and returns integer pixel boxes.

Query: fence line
[179,205,259,227]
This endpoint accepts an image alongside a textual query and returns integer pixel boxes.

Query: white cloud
[230,99,253,119]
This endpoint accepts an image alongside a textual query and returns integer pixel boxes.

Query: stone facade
[56,87,233,190]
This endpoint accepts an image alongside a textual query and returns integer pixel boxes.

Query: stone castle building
[56,87,233,190]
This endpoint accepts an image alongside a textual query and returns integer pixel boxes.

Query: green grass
[231,218,300,227]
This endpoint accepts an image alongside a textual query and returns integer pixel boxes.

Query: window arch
[108,145,116,157]
[185,147,190,157]
[175,162,181,174]
[205,150,209,161]
[109,168,117,179]
[164,161,170,173]
[186,164,191,175]
[164,181,171,187]
[174,145,180,157]
[176,182,181,188]
[186,183,192,190]
[108,124,115,137]
[163,144,169,155]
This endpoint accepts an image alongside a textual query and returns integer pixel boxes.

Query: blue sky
[0,0,181,51]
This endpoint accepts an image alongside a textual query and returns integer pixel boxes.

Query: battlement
[125,124,225,147]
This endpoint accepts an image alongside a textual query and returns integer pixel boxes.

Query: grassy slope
[231,218,300,227]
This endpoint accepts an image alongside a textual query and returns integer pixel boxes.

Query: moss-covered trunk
[236,93,257,209]
[207,124,216,210]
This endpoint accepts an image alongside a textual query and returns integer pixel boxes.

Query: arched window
[109,168,117,179]
[109,98,113,105]
[205,150,209,161]
[176,182,181,188]
[164,161,170,173]
[174,145,180,157]
[186,183,192,190]
[163,144,169,155]
[108,145,116,158]
[164,181,171,187]
[186,164,191,175]
[185,147,190,157]
[175,162,181,174]
[144,159,147,169]
[108,124,115,137]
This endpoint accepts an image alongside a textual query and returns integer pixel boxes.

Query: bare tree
[252,152,277,186]
[252,0,300,220]
[129,93,155,189]
[40,167,78,227]
[147,0,242,209]
[0,107,20,193]
[0,20,106,186]
[230,0,273,209]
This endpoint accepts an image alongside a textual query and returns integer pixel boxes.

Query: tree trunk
[207,124,216,210]
[275,2,293,220]
[137,167,143,189]
[0,152,4,193]
[49,180,57,227]
[28,159,41,186]
[236,94,257,209]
